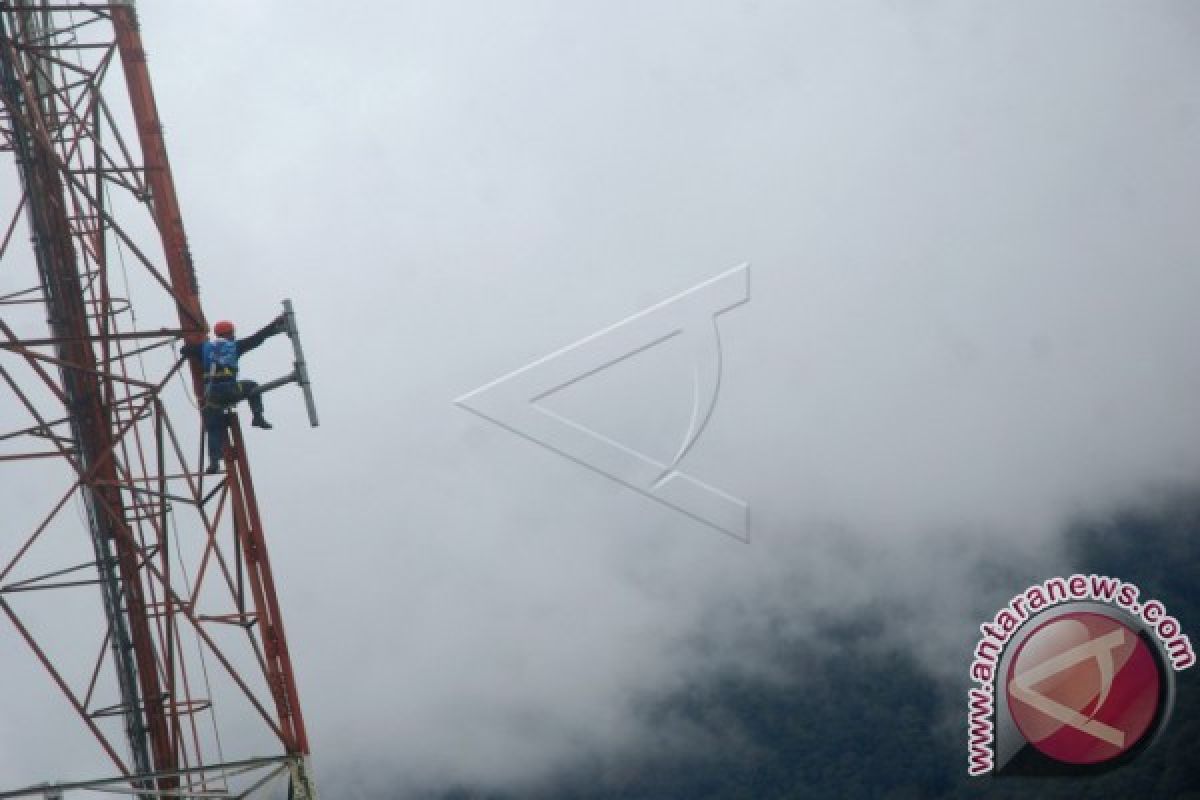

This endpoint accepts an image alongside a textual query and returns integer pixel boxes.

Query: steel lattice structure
[0,3,317,797]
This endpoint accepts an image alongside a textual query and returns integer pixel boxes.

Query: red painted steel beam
[0,14,177,790]
[110,4,206,394]
[0,7,318,795]
[0,597,131,778]
[109,0,315,773]
[227,418,312,754]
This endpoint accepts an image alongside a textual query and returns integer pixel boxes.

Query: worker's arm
[180,341,203,361]
[236,315,287,356]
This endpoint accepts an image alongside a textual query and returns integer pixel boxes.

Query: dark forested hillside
[430,499,1200,800]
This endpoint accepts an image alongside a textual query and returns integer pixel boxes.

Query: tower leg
[288,756,320,800]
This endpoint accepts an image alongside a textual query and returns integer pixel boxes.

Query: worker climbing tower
[0,3,317,797]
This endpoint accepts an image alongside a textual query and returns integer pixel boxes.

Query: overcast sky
[2,1,1200,795]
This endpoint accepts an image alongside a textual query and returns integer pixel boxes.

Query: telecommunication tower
[0,3,318,797]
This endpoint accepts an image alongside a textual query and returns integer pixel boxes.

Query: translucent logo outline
[455,264,750,540]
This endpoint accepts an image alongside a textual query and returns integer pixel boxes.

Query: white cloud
[2,0,1199,793]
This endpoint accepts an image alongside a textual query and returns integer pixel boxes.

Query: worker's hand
[272,313,288,335]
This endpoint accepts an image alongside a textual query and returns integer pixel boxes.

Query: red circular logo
[1005,612,1161,765]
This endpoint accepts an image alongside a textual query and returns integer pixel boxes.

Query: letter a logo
[1003,611,1164,767]
[456,265,750,540]
[1009,628,1127,748]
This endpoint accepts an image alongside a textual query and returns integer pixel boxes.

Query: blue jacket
[201,338,239,381]
[181,319,282,384]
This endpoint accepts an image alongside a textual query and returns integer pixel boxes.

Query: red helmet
[213,320,235,338]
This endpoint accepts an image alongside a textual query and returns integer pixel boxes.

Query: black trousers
[203,380,263,466]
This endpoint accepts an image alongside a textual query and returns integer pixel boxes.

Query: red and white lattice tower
[0,3,317,797]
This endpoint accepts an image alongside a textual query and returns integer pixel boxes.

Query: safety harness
[202,338,241,410]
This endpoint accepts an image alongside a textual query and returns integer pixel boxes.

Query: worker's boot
[251,414,273,430]
[205,462,221,475]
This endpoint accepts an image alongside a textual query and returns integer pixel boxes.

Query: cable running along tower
[0,3,317,797]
